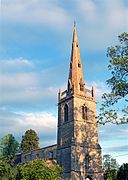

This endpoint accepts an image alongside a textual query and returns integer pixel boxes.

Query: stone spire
[68,23,85,94]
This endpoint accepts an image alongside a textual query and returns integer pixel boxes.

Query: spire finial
[73,20,77,42]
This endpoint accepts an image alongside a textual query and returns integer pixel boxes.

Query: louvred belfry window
[64,104,68,122]
[82,105,88,120]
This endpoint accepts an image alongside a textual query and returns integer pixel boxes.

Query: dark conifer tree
[21,129,39,152]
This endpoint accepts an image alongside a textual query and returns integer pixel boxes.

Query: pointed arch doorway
[85,176,92,180]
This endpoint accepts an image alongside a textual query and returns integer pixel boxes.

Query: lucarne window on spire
[80,78,84,91]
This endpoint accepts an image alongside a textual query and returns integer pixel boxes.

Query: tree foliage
[0,134,19,160]
[0,159,63,180]
[17,159,63,180]
[0,133,63,179]
[0,160,18,180]
[117,163,128,180]
[98,32,128,124]
[21,129,39,152]
[103,154,119,180]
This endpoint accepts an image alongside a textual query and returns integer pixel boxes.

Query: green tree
[0,160,18,180]
[0,134,19,161]
[21,129,39,152]
[0,159,63,180]
[98,32,128,124]
[103,154,119,180]
[17,159,63,180]
[117,163,128,180]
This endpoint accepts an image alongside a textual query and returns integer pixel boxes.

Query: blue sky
[0,0,128,165]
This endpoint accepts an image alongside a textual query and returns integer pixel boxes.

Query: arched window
[64,104,68,122]
[82,105,88,120]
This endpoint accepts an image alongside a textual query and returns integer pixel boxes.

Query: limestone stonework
[15,144,57,164]
[16,24,103,180]
[57,23,103,180]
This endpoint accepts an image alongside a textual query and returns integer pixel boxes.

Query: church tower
[57,23,103,180]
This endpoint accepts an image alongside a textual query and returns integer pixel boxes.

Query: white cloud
[0,110,57,147]
[0,71,60,104]
[23,112,56,127]
[76,0,98,22]
[98,123,128,164]
[105,145,128,153]
[0,58,34,73]
[0,86,58,104]
[1,0,128,50]
[0,73,38,87]
[77,0,128,50]
[99,124,128,141]
[0,57,61,104]
[0,57,33,67]
[1,0,71,30]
